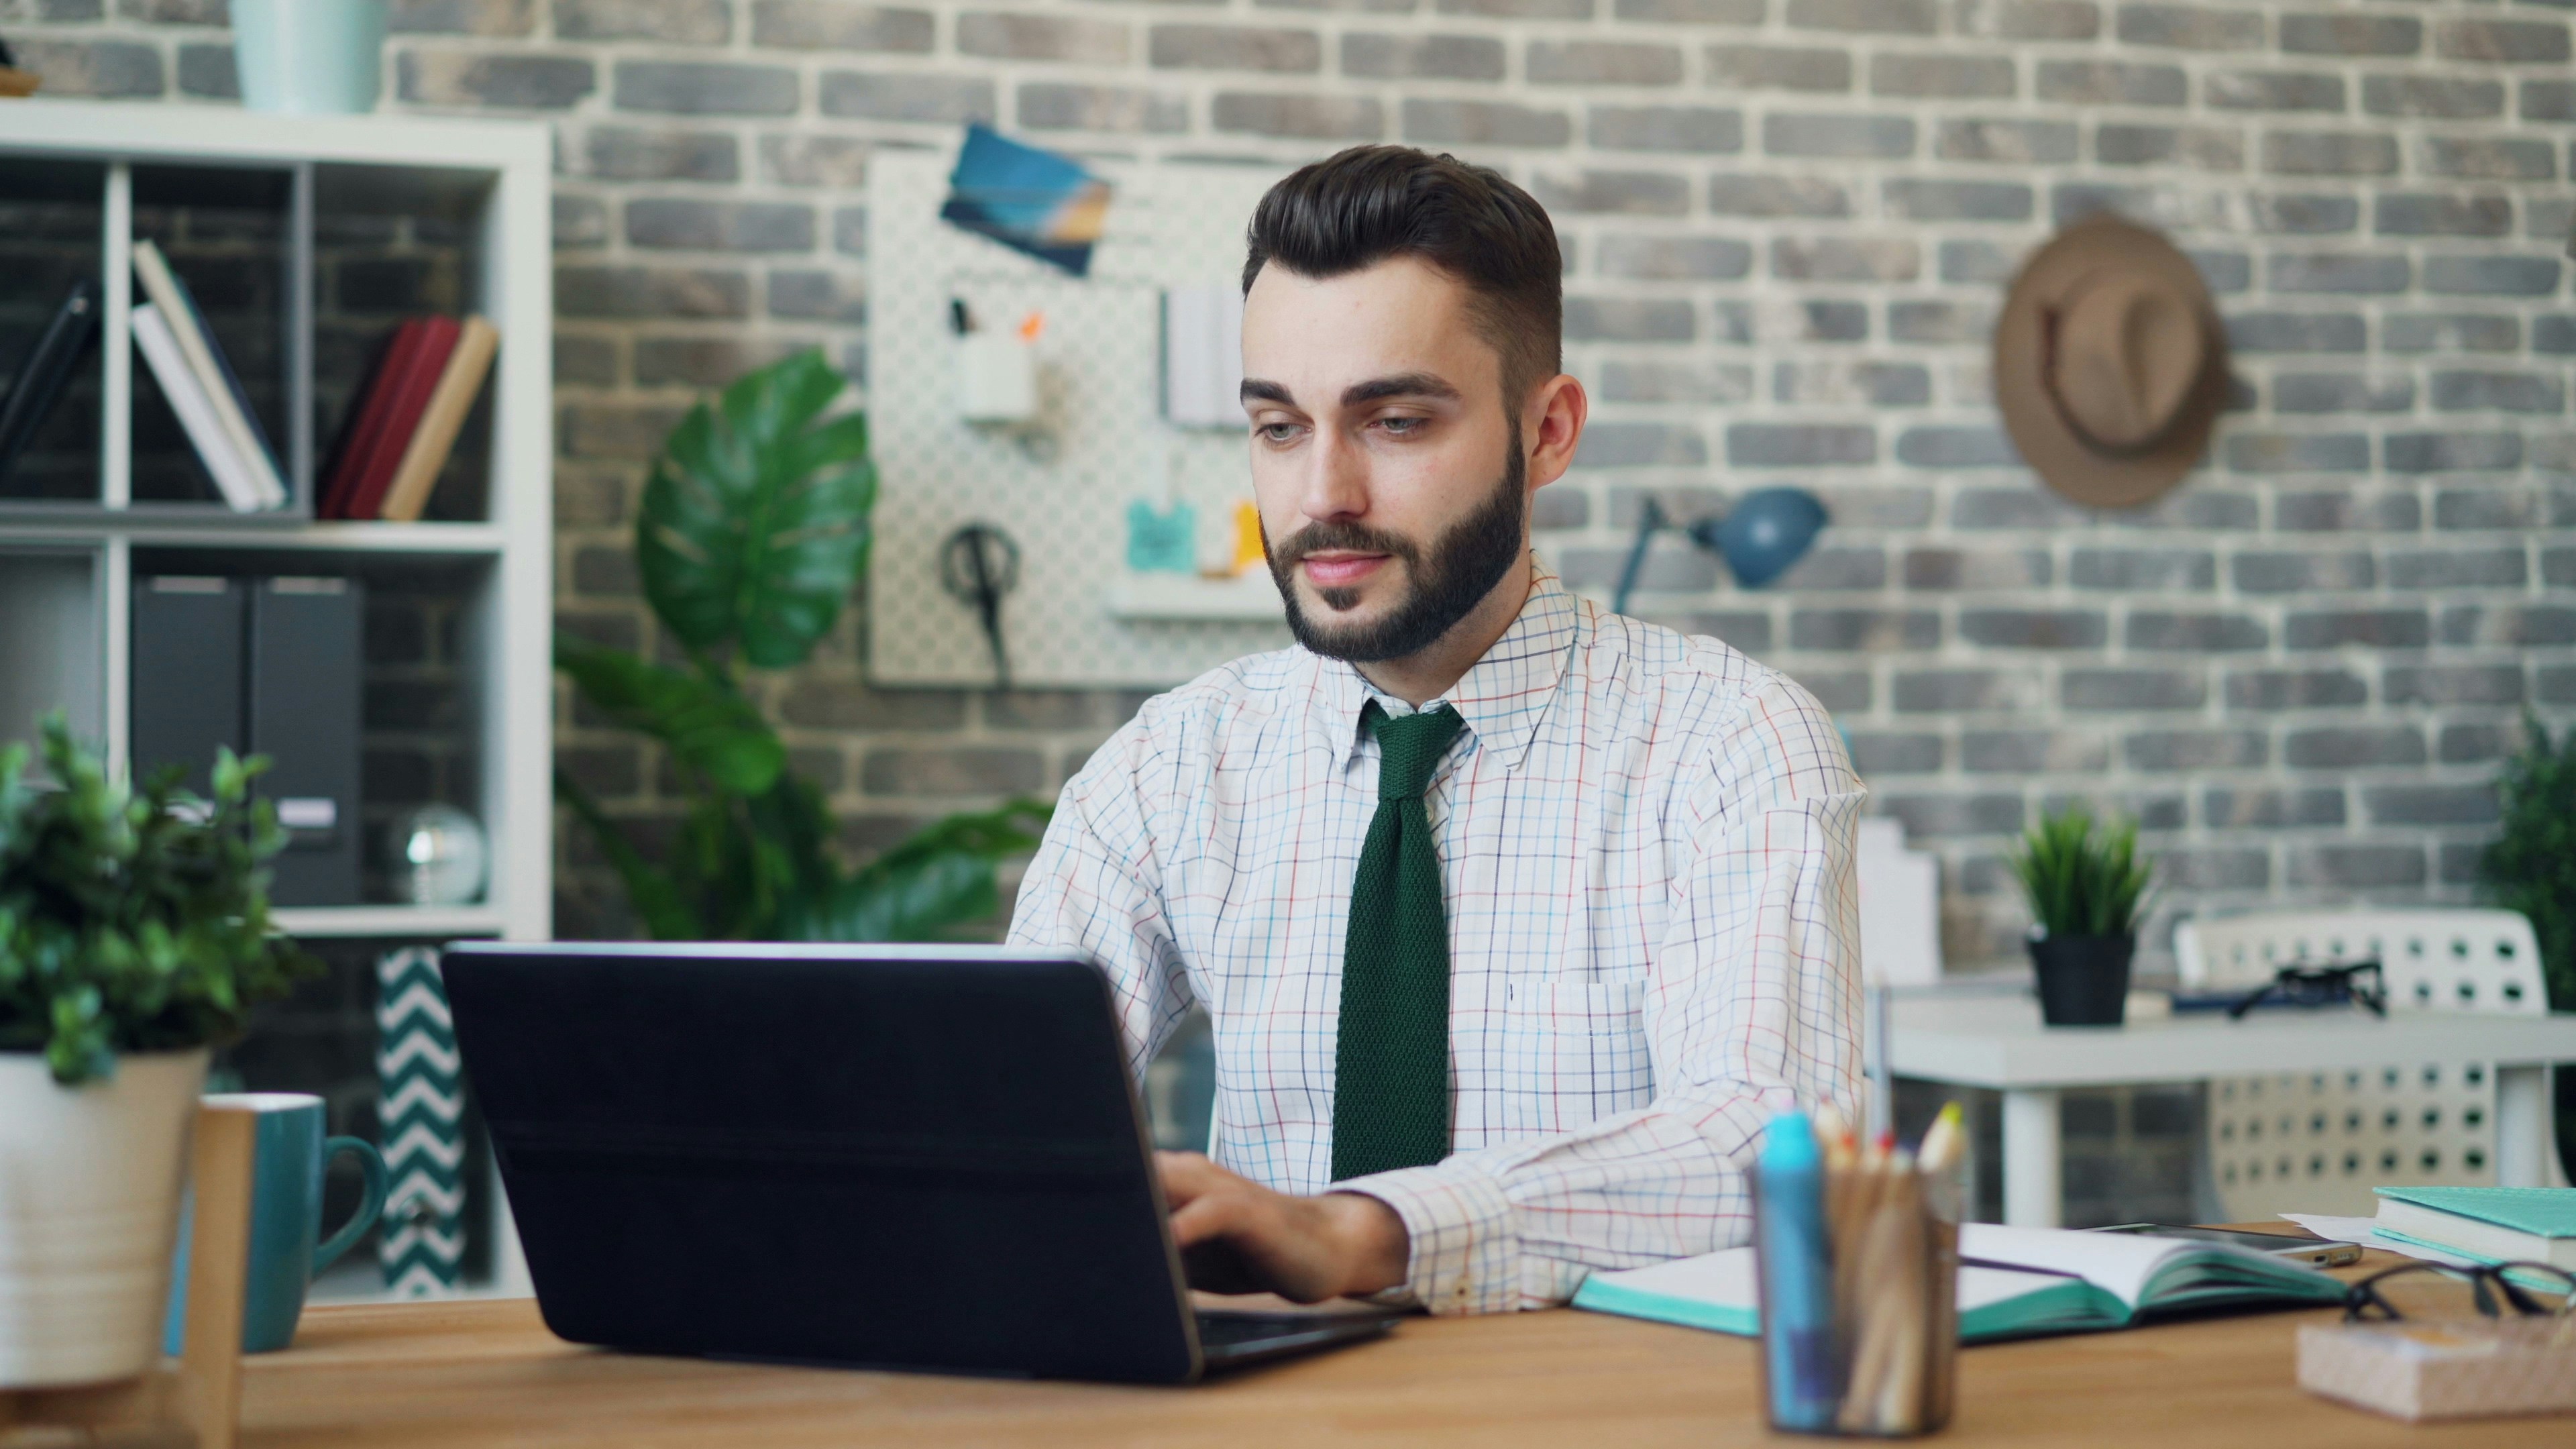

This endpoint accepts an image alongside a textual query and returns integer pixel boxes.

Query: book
[1572,1223,2347,1344]
[2373,1187,2576,1271]
[329,316,458,521]
[132,303,263,512]
[0,276,103,490]
[374,315,496,523]
[319,319,422,519]
[131,238,286,509]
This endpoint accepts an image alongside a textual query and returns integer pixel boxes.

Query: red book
[341,316,460,522]
[319,320,424,521]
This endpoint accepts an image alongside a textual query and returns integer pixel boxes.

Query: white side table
[1889,990,2576,1227]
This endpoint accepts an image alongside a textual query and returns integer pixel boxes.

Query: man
[1008,146,1863,1316]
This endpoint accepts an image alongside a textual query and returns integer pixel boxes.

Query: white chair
[2173,908,2569,1222]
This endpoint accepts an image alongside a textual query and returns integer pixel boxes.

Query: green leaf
[555,634,785,794]
[784,798,1054,943]
[636,350,878,671]
[2008,803,2151,940]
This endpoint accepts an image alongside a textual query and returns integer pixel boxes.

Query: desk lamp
[1607,488,1829,617]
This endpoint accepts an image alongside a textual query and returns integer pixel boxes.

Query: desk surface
[1890,992,2576,1089]
[248,1273,2567,1448]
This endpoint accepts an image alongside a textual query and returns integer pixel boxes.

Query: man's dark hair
[1242,146,1562,407]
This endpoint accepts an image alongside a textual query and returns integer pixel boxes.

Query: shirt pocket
[1495,975,1655,1134]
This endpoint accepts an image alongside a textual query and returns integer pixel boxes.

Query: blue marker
[1755,1110,1838,1432]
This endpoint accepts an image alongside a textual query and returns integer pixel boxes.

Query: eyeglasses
[2228,960,2387,1020]
[2341,1259,2576,1326]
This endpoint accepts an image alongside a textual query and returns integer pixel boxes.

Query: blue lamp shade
[1686,487,1829,589]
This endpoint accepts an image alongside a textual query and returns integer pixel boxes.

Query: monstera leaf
[637,350,877,671]
[782,799,1053,943]
[555,634,784,795]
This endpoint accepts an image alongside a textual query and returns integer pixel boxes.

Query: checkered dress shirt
[1007,561,1866,1314]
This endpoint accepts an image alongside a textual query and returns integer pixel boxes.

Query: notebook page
[1960,1224,2192,1309]
[1583,1246,2075,1318]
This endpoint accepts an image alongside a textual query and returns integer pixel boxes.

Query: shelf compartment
[0,156,109,507]
[0,546,104,757]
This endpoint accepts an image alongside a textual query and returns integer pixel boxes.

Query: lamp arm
[1607,498,1666,618]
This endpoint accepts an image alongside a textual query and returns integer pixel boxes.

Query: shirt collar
[1305,561,1581,775]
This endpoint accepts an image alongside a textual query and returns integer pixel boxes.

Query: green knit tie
[1332,700,1466,1182]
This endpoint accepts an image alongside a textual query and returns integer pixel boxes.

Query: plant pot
[0,1047,209,1388]
[231,0,385,115]
[2028,935,2135,1028]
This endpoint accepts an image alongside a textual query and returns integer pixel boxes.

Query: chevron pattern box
[376,945,466,1299]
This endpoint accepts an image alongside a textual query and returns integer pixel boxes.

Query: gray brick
[2126,729,2265,770]
[1588,106,1743,153]
[749,0,932,48]
[1825,486,1937,529]
[2431,370,2563,414]
[2385,430,2523,473]
[2070,547,2214,590]
[1405,99,1570,147]
[1530,40,1682,85]
[1880,794,2027,839]
[2205,70,2343,111]
[559,0,729,42]
[2421,255,2561,297]
[1597,360,1757,403]
[1786,0,1934,30]
[1654,610,1766,651]
[2539,317,2576,354]
[1763,548,1880,592]
[2383,311,2518,354]
[766,269,866,323]
[2373,193,2513,239]
[2436,18,2571,65]
[2285,725,2423,768]
[2262,131,2398,177]
[1708,174,1849,217]
[626,198,812,254]
[2227,667,2367,710]
[1849,733,1945,775]
[2037,60,2185,107]
[1896,426,2019,469]
[390,0,535,33]
[2271,372,2414,414]
[1532,489,1591,530]
[2439,723,2514,765]
[2434,488,2549,530]
[1937,118,2079,164]
[2205,786,2345,828]
[1953,486,2080,529]
[1439,0,1592,15]
[1565,296,1697,340]
[1342,31,1502,79]
[820,71,995,122]
[960,11,1129,62]
[176,42,236,98]
[560,400,692,458]
[2267,252,2408,295]
[406,50,593,108]
[2223,431,2371,473]
[553,193,609,248]
[1560,542,1717,591]
[1966,729,2108,773]
[2543,666,2576,705]
[1772,237,1919,282]
[1871,53,2015,99]
[861,747,1045,796]
[2365,786,2500,828]
[2363,75,2504,120]
[2117,3,2261,50]
[1703,44,1851,93]
[2275,488,2421,531]
[2096,124,2244,171]
[557,264,751,319]
[1618,0,1760,17]
[616,60,794,115]
[2129,489,2263,531]
[1218,93,1383,138]
[1774,360,1931,406]
[1791,668,1874,712]
[586,126,738,183]
[1955,0,2098,40]
[1904,547,2051,590]
[2224,311,2364,354]
[1568,421,1707,467]
[2284,607,2430,649]
[1019,82,1189,133]
[1763,113,1915,159]
[1888,301,1993,343]
[2423,138,2558,182]
[1530,168,1688,214]
[2125,612,2265,651]
[2289,845,2426,889]
[1960,608,2106,649]
[2385,663,2525,704]
[757,136,871,188]
[1898,667,2045,713]
[1729,423,1876,466]
[1884,178,2033,222]
[2235,549,2372,594]
[2524,79,2576,123]
[1151,23,1320,70]
[2280,12,2418,57]
[1936,240,2015,285]
[2250,193,2358,234]
[554,331,619,387]
[633,335,802,388]
[2440,604,2576,645]
[1596,236,1752,280]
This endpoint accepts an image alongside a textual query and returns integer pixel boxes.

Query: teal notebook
[2373,1186,2576,1271]
[1572,1224,2347,1344]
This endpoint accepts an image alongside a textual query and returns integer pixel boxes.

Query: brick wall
[15,0,2575,970]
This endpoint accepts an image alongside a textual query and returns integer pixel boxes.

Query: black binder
[248,576,364,906]
[129,576,246,798]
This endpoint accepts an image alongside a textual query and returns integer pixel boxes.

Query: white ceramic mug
[231,0,386,116]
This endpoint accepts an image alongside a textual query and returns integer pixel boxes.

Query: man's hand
[1156,1150,1411,1303]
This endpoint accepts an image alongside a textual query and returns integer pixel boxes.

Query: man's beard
[1264,431,1528,664]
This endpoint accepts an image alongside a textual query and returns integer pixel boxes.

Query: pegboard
[865,149,1296,688]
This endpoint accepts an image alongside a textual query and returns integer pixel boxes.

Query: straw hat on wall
[1992,214,2231,511]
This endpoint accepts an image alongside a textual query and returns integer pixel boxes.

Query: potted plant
[2477,714,2576,1181]
[0,717,316,1387]
[554,349,1049,941]
[2007,804,2152,1028]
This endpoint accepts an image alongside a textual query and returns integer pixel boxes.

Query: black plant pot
[2029,934,2135,1027]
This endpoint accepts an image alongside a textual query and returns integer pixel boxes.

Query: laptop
[439,942,1398,1384]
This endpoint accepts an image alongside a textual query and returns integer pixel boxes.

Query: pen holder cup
[1754,1161,1962,1438]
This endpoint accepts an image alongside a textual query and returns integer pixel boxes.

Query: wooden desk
[248,1273,2565,1448]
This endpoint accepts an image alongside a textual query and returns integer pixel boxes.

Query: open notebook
[1573,1224,2347,1344]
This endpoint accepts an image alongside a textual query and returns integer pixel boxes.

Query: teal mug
[164,1093,390,1354]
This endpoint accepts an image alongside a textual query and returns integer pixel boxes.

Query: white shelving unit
[2,104,553,1295]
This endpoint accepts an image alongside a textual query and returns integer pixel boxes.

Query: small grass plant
[2006,804,2153,941]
